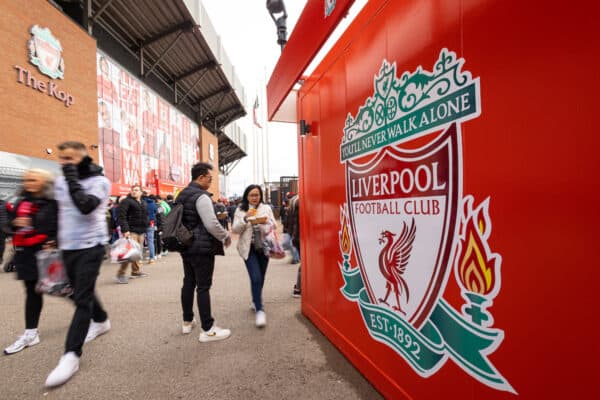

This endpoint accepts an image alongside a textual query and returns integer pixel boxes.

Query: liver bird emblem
[377,218,416,315]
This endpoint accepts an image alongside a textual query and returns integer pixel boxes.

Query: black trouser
[295,265,301,291]
[155,231,162,255]
[0,231,5,262]
[24,280,43,329]
[63,245,108,357]
[181,254,215,331]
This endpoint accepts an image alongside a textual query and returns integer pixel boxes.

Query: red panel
[298,0,600,398]
[267,0,355,120]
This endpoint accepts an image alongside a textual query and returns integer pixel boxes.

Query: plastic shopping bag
[263,229,286,259]
[110,238,142,263]
[35,249,73,297]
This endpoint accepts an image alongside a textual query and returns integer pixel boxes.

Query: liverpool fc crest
[338,49,515,393]
[27,25,65,80]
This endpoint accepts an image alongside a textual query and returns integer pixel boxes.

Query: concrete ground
[0,236,382,400]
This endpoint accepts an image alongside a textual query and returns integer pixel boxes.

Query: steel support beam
[174,61,216,83]
[139,45,144,76]
[92,0,115,23]
[204,91,229,117]
[83,0,93,34]
[217,110,245,128]
[195,86,231,106]
[177,68,211,105]
[143,30,185,78]
[216,105,243,121]
[140,21,194,49]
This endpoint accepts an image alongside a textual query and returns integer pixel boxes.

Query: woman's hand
[43,240,57,250]
[246,208,257,218]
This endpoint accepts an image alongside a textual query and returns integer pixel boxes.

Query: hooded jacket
[55,156,111,250]
[144,196,157,226]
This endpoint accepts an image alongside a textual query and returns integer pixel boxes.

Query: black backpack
[161,203,193,252]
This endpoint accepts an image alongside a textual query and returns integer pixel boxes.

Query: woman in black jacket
[4,169,57,355]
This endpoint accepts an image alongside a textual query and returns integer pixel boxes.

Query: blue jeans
[146,227,155,259]
[244,246,269,311]
[282,233,300,263]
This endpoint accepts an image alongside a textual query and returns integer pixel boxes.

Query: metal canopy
[86,0,246,166]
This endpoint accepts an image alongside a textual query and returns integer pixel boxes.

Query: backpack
[160,203,193,252]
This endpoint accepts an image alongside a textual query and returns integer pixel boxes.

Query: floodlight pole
[266,0,288,51]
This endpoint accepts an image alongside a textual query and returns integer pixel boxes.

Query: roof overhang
[82,0,246,163]
[217,129,245,168]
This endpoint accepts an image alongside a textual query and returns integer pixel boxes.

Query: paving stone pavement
[0,236,382,400]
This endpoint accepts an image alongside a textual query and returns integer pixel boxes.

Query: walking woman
[232,185,276,328]
[4,169,57,355]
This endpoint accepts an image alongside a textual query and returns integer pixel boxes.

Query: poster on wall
[337,49,515,393]
[96,53,199,196]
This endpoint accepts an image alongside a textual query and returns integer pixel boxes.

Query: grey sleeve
[195,195,230,242]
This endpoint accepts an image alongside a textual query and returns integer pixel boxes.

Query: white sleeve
[232,207,250,234]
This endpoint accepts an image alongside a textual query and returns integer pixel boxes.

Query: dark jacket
[61,156,105,215]
[227,204,236,222]
[178,182,224,257]
[287,197,300,249]
[0,199,8,234]
[8,193,58,281]
[117,195,148,234]
[144,197,157,226]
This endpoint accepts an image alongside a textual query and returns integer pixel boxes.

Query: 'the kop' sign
[13,25,75,107]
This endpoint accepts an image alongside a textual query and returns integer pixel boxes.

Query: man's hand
[62,163,78,181]
[224,236,232,248]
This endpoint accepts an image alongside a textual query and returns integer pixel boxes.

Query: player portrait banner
[96,53,199,195]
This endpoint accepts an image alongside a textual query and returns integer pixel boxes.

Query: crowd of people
[0,144,302,388]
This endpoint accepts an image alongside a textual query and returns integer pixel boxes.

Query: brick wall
[0,0,98,160]
[199,125,220,198]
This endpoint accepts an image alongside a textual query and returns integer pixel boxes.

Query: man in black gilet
[177,162,231,341]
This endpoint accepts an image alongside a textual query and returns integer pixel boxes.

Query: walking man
[116,184,148,283]
[177,162,232,341]
[45,141,111,387]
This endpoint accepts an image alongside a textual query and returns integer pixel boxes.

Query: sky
[200,0,368,197]
[201,0,306,196]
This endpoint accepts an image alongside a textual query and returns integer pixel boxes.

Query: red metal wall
[297,0,600,398]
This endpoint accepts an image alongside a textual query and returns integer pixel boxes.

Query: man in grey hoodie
[45,141,111,387]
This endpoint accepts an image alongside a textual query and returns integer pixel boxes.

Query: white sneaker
[249,302,256,312]
[255,311,267,328]
[182,319,197,334]
[84,319,111,343]
[199,325,231,342]
[4,332,40,355]
[45,352,79,387]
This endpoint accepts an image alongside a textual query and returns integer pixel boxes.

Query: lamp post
[266,0,288,51]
